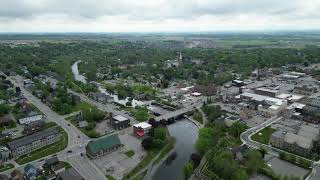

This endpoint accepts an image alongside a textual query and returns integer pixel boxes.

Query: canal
[152,119,199,180]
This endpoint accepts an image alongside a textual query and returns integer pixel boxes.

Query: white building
[19,114,43,124]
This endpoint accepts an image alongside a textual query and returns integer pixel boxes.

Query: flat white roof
[255,87,278,94]
[191,92,202,96]
[287,102,306,110]
[241,92,286,106]
[113,115,128,122]
[133,122,152,129]
[276,93,304,101]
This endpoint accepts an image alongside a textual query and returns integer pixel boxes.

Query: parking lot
[93,130,146,179]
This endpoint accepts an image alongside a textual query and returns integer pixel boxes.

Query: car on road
[67,150,73,153]
[80,153,84,157]
[68,124,71,126]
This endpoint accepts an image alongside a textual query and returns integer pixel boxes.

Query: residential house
[7,127,60,158]
[0,115,14,126]
[88,92,112,104]
[24,164,37,180]
[57,168,84,180]
[11,169,23,180]
[0,146,11,162]
[23,120,45,135]
[51,162,65,174]
[86,134,122,159]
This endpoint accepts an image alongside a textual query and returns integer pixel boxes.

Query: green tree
[183,162,193,179]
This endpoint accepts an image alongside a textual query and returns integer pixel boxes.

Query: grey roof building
[7,127,61,158]
[57,168,84,180]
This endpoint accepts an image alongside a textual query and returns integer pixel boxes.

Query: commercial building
[254,87,280,97]
[7,127,60,158]
[19,112,43,125]
[133,122,152,137]
[238,92,287,117]
[270,125,319,157]
[110,115,130,130]
[294,85,317,95]
[302,97,320,123]
[86,133,122,159]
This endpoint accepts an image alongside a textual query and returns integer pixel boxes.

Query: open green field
[0,163,14,172]
[251,126,276,144]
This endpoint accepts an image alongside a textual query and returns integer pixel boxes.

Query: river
[152,119,199,180]
[71,60,87,84]
[71,61,148,107]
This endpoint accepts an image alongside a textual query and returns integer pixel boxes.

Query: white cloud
[0,0,319,32]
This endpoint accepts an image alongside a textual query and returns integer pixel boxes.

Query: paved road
[154,103,202,121]
[240,116,283,156]
[7,76,106,180]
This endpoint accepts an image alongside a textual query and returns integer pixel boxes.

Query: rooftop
[133,122,152,129]
[112,115,129,122]
[7,127,60,150]
[87,133,121,155]
[58,168,84,180]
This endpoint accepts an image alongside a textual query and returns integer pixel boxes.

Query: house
[0,146,11,162]
[79,121,88,128]
[7,127,61,158]
[88,92,112,103]
[24,164,37,180]
[0,115,14,126]
[0,174,9,180]
[86,134,122,159]
[133,122,152,138]
[57,168,84,180]
[45,157,59,167]
[110,115,130,130]
[51,162,65,174]
[23,120,45,135]
[11,169,23,180]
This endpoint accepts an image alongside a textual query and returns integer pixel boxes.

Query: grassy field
[0,163,14,172]
[251,126,276,144]
[15,127,68,165]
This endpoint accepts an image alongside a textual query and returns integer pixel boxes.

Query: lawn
[15,127,68,165]
[0,163,14,172]
[192,110,203,124]
[67,115,100,138]
[251,126,276,144]
[71,102,95,112]
[125,150,135,158]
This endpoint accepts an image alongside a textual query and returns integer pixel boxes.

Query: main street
[7,76,107,180]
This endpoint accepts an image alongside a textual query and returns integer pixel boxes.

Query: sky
[0,0,320,32]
